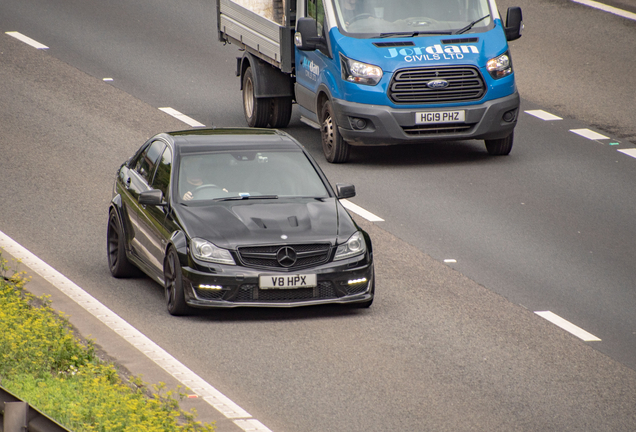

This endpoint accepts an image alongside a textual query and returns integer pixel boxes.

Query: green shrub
[0,252,215,431]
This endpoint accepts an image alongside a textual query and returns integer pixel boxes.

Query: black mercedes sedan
[107,128,374,315]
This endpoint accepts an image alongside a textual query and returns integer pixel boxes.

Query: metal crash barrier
[1,386,71,432]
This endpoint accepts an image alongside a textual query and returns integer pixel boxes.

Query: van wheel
[243,67,270,128]
[321,101,350,163]
[485,131,514,155]
[269,97,293,128]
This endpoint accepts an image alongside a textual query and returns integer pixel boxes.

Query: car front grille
[389,66,485,104]
[237,243,331,270]
[235,282,337,302]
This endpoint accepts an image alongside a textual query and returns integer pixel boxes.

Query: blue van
[218,0,523,162]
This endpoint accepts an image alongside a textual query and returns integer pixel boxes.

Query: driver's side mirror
[295,17,327,51]
[504,7,523,41]
[336,183,356,199]
[139,189,166,206]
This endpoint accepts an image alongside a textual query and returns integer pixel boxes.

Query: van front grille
[389,66,485,104]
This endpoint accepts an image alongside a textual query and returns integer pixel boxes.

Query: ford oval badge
[427,79,449,89]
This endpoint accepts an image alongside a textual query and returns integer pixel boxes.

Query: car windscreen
[333,0,493,37]
[177,150,330,202]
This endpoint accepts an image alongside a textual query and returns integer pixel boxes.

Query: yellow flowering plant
[0,252,215,431]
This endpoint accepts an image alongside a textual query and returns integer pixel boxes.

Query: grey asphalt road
[1,0,636,430]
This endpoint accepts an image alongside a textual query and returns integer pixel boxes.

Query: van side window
[307,0,325,36]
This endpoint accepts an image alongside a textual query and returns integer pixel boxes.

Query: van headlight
[486,52,513,79]
[191,238,235,265]
[341,55,383,86]
[334,231,367,261]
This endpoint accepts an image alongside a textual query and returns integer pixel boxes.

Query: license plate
[259,274,317,289]
[415,110,465,124]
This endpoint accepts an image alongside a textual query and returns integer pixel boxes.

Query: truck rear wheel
[485,131,514,155]
[269,97,293,128]
[321,101,350,163]
[243,67,270,128]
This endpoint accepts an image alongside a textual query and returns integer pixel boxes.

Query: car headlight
[334,231,367,261]
[341,55,383,86]
[191,238,235,265]
[486,52,513,79]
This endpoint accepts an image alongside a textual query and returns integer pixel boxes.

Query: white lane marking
[5,31,49,49]
[618,148,636,159]
[234,419,274,431]
[570,128,609,141]
[340,199,384,222]
[525,110,562,121]
[535,311,601,342]
[444,259,457,263]
[103,78,114,82]
[159,107,205,127]
[571,0,636,21]
[0,230,274,430]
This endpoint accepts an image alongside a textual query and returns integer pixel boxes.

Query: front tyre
[242,67,270,128]
[164,248,189,316]
[321,101,350,163]
[107,210,136,278]
[485,131,514,155]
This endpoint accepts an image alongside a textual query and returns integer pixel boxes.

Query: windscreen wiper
[214,194,279,201]
[454,14,490,34]
[379,31,453,38]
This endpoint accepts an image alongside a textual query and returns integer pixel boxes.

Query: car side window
[151,147,172,199]
[134,140,165,183]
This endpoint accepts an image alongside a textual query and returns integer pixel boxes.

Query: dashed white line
[159,107,205,127]
[535,311,601,342]
[0,230,272,431]
[5,31,49,49]
[570,128,609,141]
[340,199,384,222]
[525,110,562,121]
[572,0,636,21]
[618,149,636,159]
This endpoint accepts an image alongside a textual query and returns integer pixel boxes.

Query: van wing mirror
[504,7,523,41]
[336,183,356,199]
[295,17,327,51]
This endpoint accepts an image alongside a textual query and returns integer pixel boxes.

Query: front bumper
[333,92,520,146]
[180,254,374,308]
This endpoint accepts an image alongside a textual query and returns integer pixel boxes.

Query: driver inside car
[180,157,205,201]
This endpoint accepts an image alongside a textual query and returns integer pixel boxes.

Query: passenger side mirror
[336,183,356,199]
[139,189,166,206]
[504,7,523,41]
[295,17,327,51]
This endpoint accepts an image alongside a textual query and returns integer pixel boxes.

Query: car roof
[165,128,303,154]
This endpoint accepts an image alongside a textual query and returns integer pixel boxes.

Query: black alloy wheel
[164,248,189,316]
[107,210,136,278]
[321,101,350,163]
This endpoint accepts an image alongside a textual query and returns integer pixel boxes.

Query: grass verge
[0,251,215,431]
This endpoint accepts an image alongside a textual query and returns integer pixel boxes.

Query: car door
[138,145,174,276]
[123,140,166,268]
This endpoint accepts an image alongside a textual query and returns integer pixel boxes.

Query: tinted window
[151,147,172,198]
[135,141,165,183]
[178,150,329,201]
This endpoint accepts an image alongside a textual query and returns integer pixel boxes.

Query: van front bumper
[333,92,520,146]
